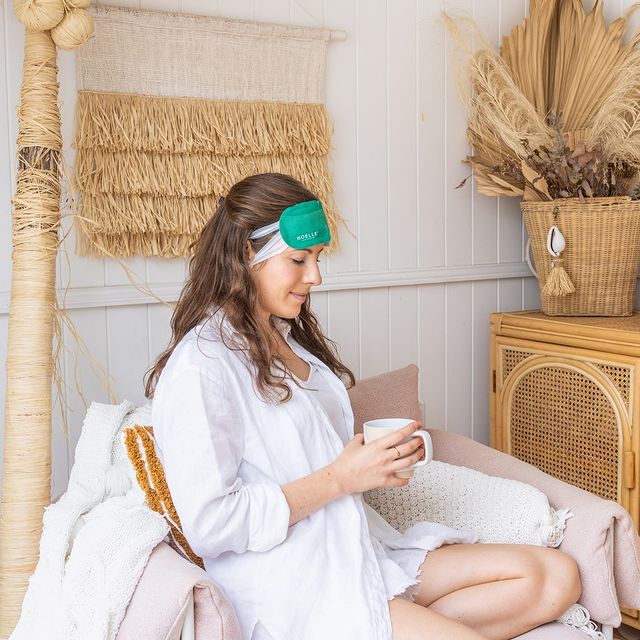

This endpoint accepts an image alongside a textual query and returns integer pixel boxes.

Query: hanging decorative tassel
[541,207,575,297]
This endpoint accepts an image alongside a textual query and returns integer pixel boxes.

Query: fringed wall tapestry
[73,4,340,257]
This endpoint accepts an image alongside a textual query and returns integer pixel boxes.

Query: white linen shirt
[152,311,476,640]
[152,312,392,640]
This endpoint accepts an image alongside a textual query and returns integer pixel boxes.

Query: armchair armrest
[429,428,640,628]
[116,543,242,640]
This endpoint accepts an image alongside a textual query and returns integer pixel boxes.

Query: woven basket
[522,197,640,316]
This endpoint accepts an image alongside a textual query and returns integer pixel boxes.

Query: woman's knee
[536,548,582,618]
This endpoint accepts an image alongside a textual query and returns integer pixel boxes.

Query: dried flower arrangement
[447,0,640,203]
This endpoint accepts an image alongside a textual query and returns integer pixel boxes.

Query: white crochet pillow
[364,461,572,547]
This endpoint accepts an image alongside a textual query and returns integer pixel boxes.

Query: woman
[146,173,581,640]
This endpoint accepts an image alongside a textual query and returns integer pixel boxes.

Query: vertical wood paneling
[498,197,523,263]
[289,0,323,26]
[255,0,289,22]
[359,288,389,377]
[417,2,446,268]
[51,380,69,500]
[146,257,187,284]
[325,0,359,274]
[472,280,497,444]
[444,0,472,267]
[388,0,418,270]
[356,1,388,272]
[104,257,147,287]
[446,282,472,436]
[147,303,174,367]
[389,287,419,370]
[62,308,113,470]
[310,290,329,335]
[419,284,446,429]
[141,0,178,10]
[180,0,219,15]
[106,306,150,407]
[498,278,523,312]
[471,0,499,266]
[218,0,254,20]
[523,277,540,310]
[327,290,360,378]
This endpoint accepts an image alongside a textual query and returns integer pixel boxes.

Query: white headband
[249,222,287,266]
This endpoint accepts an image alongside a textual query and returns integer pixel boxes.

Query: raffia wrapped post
[0,29,62,635]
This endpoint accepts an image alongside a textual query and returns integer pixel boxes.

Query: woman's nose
[304,260,322,286]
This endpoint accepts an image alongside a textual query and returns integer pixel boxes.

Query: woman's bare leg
[412,543,581,640]
[389,598,490,640]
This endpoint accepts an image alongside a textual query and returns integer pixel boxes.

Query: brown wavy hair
[145,173,355,403]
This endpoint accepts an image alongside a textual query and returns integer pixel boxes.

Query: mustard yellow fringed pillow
[123,425,204,569]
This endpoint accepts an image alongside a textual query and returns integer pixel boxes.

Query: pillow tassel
[557,604,605,640]
[538,508,573,548]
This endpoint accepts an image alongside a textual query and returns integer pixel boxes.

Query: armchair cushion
[348,364,422,432]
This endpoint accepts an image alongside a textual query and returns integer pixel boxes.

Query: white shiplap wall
[4,0,633,497]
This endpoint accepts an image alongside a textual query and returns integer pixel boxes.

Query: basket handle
[525,239,538,279]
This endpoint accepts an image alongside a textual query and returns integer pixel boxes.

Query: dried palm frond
[468,49,554,161]
[549,0,585,116]
[588,40,640,166]
[444,12,553,196]
[559,1,637,132]
[500,0,557,116]
[467,157,524,197]
[445,0,640,200]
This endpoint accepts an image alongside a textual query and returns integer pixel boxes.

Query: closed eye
[292,258,321,265]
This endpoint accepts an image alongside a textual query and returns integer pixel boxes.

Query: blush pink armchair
[117,365,640,640]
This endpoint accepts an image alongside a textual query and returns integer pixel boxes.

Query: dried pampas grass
[446,0,640,201]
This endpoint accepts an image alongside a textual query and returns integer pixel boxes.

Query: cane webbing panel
[502,348,535,384]
[509,366,620,501]
[592,363,632,409]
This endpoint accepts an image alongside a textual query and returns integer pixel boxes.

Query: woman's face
[249,243,325,325]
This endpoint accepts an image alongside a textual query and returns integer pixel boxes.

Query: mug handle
[410,430,433,467]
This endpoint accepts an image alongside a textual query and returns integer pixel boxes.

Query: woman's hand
[329,422,426,496]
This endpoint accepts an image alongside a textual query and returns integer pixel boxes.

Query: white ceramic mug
[363,418,433,479]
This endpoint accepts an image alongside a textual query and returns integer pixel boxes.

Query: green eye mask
[279,200,331,249]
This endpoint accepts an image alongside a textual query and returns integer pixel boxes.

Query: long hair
[145,173,355,402]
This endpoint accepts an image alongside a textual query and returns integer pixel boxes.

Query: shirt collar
[208,308,293,343]
[271,316,293,339]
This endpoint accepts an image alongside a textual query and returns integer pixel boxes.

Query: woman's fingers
[389,448,425,472]
[385,475,411,488]
[385,435,424,462]
[375,422,422,449]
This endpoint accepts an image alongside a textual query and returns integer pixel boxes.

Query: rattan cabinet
[490,310,640,629]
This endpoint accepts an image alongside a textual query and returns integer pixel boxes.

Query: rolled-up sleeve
[153,364,290,559]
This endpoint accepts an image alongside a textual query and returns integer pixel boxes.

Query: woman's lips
[291,292,307,302]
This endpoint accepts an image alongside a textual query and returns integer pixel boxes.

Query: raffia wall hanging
[73,4,340,257]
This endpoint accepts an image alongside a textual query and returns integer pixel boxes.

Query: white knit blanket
[10,401,168,640]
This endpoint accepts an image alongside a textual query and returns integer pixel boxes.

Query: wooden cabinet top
[490,310,640,357]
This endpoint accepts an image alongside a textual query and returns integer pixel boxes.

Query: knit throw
[73,5,339,257]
